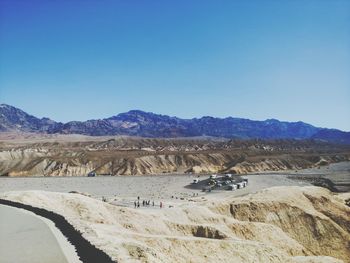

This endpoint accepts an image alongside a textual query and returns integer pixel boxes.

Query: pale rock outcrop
[1,186,349,262]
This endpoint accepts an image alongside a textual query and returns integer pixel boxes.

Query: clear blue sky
[0,0,349,131]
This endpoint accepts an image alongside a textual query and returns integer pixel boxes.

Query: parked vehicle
[210,174,217,179]
[87,172,96,177]
[228,184,237,190]
[237,182,246,189]
[207,179,216,186]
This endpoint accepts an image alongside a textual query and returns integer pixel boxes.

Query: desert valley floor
[0,162,349,263]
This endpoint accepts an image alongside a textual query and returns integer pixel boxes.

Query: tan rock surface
[1,186,349,263]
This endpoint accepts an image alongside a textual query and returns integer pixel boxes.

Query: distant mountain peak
[0,103,21,110]
[126,109,150,114]
[0,103,25,109]
[265,118,280,123]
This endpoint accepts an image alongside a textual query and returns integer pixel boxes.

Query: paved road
[0,205,69,263]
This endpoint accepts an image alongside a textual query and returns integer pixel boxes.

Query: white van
[210,174,217,179]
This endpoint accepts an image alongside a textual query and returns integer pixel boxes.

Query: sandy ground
[259,161,350,192]
[0,205,81,263]
[0,163,347,211]
[0,162,348,263]
[1,187,349,263]
[2,162,347,203]
[0,173,311,207]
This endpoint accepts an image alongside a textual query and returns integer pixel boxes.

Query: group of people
[134,196,163,208]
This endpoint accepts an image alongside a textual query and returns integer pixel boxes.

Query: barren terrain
[1,185,349,263]
[1,159,349,263]
[1,135,349,177]
[1,135,350,263]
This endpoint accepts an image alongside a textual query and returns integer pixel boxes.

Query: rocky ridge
[1,104,349,144]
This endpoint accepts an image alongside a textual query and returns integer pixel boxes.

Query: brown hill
[1,136,349,177]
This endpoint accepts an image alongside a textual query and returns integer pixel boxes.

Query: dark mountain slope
[1,104,349,144]
[0,104,62,133]
[311,129,350,144]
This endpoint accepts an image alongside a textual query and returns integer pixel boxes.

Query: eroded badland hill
[1,135,349,177]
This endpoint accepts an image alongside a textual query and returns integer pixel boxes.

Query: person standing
[160,201,163,208]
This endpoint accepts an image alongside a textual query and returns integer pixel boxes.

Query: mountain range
[1,103,349,144]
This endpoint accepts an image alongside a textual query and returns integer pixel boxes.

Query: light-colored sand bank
[1,186,349,263]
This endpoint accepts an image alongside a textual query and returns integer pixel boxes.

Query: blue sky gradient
[0,0,349,130]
